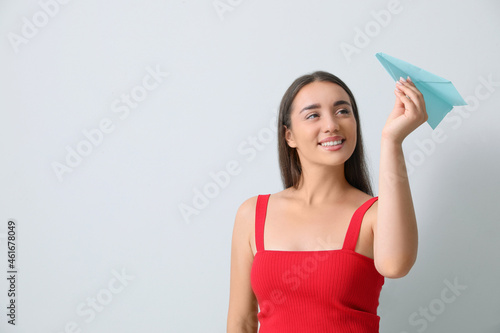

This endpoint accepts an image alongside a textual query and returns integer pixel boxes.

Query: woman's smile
[318,135,346,151]
[318,140,345,151]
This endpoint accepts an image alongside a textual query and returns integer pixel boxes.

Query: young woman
[227,71,427,332]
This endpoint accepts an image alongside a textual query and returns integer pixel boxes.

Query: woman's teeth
[320,140,343,146]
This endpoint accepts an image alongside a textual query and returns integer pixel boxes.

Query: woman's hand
[381,76,428,144]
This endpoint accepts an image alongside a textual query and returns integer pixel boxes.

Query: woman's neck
[291,166,352,206]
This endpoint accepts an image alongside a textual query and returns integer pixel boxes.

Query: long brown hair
[277,70,373,196]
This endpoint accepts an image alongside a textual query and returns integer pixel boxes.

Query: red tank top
[250,194,384,333]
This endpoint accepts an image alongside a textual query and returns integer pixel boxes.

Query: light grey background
[1,0,499,332]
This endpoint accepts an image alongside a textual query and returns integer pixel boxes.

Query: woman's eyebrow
[299,103,320,114]
[299,100,351,114]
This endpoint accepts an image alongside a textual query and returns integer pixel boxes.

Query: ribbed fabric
[250,194,384,333]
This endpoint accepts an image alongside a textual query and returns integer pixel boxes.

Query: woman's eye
[307,110,349,119]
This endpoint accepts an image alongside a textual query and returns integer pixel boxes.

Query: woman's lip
[318,140,344,151]
[318,136,344,144]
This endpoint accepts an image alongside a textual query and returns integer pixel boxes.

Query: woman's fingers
[395,76,428,122]
[402,77,424,101]
[395,77,424,110]
[395,85,420,116]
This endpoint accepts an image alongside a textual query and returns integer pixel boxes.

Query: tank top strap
[342,196,379,251]
[255,194,271,252]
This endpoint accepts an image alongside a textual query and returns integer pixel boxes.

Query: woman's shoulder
[235,190,286,220]
[349,188,377,209]
[235,195,258,219]
[232,196,259,250]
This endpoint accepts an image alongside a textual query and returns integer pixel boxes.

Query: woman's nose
[323,113,340,132]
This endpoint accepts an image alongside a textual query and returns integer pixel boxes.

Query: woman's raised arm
[373,76,428,278]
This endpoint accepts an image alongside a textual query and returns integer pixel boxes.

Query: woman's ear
[284,125,297,148]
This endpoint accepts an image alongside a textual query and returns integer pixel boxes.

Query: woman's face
[285,81,357,168]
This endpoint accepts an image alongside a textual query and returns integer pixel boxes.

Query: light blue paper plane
[375,52,467,130]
